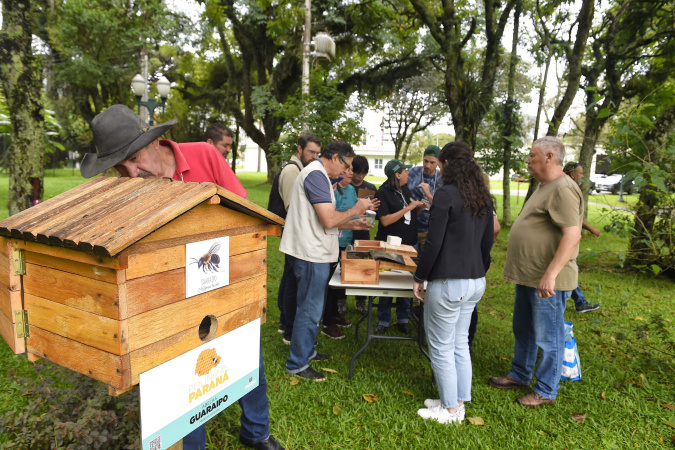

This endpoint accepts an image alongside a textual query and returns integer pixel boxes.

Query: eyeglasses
[337,154,351,171]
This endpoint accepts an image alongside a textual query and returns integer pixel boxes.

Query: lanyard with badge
[398,190,411,225]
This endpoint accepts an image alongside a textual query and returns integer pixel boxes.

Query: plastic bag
[561,321,582,381]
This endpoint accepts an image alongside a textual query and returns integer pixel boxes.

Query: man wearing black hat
[81,105,281,450]
[408,145,443,250]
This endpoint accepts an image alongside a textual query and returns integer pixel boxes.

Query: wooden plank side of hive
[27,326,130,389]
[7,239,122,269]
[0,238,25,353]
[24,293,128,356]
[0,307,25,354]
[1,238,21,292]
[23,263,122,320]
[129,299,266,385]
[24,251,124,284]
[0,250,9,291]
[123,248,267,318]
[126,273,266,351]
[124,230,268,280]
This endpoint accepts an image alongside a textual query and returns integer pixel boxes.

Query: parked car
[593,174,635,194]
[510,172,527,182]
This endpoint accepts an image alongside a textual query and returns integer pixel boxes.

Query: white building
[241,138,267,173]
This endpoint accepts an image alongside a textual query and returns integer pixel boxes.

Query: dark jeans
[570,285,588,308]
[377,297,410,326]
[467,305,478,348]
[279,255,298,339]
[183,340,270,448]
[322,253,343,326]
[286,255,330,373]
[277,256,289,328]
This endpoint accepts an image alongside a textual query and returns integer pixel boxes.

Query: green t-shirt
[503,174,583,291]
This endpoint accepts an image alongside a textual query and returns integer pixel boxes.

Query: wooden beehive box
[0,177,283,394]
[353,240,418,257]
[340,250,417,284]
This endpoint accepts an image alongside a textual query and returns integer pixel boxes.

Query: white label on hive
[139,319,260,449]
[185,236,230,298]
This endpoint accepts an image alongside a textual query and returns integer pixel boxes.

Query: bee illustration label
[185,237,230,298]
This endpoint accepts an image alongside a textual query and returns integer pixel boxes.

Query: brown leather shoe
[488,374,529,389]
[516,391,556,407]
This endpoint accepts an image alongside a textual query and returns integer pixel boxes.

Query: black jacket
[414,184,494,282]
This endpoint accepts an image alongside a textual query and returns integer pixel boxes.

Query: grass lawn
[1,172,674,448]
[588,192,640,208]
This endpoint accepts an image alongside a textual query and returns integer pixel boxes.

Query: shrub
[0,361,141,449]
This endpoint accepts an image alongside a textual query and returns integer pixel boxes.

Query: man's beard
[137,170,154,178]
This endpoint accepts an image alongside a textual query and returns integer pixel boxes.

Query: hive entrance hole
[198,315,218,341]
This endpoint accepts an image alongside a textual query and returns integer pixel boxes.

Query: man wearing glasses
[279,140,378,381]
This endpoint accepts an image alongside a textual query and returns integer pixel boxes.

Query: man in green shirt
[489,137,583,407]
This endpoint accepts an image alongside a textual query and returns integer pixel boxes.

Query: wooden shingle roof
[0,177,283,257]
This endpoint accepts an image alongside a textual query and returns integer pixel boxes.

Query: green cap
[384,159,413,178]
[424,145,441,158]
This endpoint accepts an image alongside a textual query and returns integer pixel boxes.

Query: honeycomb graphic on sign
[195,348,222,376]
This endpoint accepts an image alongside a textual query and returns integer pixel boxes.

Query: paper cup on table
[386,235,402,246]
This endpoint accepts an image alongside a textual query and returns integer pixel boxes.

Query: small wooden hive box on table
[0,177,283,395]
[340,240,417,284]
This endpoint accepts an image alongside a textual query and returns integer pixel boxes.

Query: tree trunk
[533,52,551,142]
[0,0,46,216]
[578,109,600,219]
[500,0,522,227]
[546,0,595,136]
[231,124,239,174]
[409,0,516,148]
[628,105,675,265]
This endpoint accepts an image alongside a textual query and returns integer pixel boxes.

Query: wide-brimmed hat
[384,159,412,178]
[80,104,177,178]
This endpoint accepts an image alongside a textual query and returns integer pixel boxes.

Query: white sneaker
[417,405,464,424]
[423,400,466,417]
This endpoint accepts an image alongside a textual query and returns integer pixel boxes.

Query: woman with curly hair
[413,142,495,424]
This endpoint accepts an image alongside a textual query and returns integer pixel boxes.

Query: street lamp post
[301,1,336,98]
[130,74,171,126]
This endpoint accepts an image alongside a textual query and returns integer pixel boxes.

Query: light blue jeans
[508,285,570,400]
[424,277,486,409]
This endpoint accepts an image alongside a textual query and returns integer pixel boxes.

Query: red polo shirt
[161,140,247,198]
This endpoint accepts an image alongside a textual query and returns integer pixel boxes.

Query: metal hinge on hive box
[12,248,26,275]
[15,310,29,338]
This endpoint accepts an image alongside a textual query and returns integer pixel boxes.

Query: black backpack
[267,161,300,219]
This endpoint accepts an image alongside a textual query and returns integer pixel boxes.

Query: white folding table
[328,266,430,378]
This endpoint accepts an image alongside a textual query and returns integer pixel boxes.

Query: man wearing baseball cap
[81,105,281,450]
[408,145,443,250]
